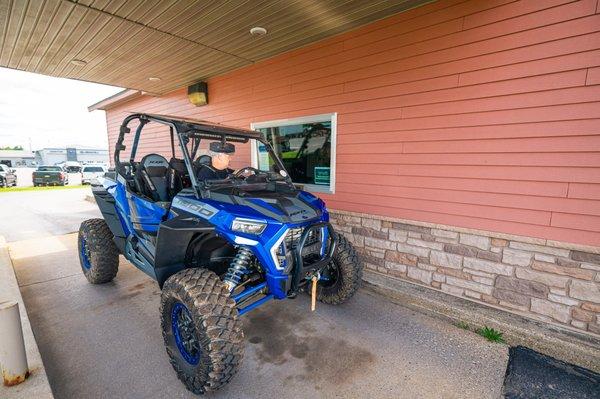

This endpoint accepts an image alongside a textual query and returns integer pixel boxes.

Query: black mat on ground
[503,346,600,399]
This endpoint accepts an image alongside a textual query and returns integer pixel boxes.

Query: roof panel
[0,0,432,93]
[6,0,45,69]
[16,0,61,70]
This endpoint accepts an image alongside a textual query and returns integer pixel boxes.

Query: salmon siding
[105,0,600,247]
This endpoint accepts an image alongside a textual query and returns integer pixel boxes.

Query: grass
[0,184,87,193]
[456,321,470,330]
[454,321,505,344]
[476,326,505,343]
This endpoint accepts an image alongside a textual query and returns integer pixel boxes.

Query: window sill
[295,183,333,194]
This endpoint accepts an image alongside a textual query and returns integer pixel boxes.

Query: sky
[0,67,122,151]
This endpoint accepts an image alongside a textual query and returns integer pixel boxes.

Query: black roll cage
[115,113,292,198]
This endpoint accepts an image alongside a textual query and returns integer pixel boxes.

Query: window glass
[38,166,62,171]
[83,167,104,172]
[257,120,332,191]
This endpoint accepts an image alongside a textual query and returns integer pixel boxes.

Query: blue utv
[78,113,363,394]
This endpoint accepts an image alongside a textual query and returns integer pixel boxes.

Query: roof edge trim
[88,89,142,111]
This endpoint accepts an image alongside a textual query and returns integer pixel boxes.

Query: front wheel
[160,268,244,395]
[317,233,363,305]
[78,218,119,284]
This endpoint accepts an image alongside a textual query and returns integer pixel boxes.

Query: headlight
[231,218,267,235]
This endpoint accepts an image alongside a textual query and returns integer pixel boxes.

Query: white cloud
[0,67,122,151]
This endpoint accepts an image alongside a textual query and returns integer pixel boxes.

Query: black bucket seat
[167,157,191,199]
[135,154,169,202]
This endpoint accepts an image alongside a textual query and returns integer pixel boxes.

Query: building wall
[0,157,35,167]
[75,149,109,165]
[35,149,67,166]
[330,210,600,336]
[104,0,600,335]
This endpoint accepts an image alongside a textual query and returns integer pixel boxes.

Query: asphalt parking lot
[1,188,510,398]
[9,169,82,188]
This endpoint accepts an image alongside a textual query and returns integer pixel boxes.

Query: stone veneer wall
[329,210,600,337]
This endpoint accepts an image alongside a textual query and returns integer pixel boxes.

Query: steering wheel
[233,167,263,179]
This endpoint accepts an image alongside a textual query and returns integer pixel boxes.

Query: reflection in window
[257,120,332,191]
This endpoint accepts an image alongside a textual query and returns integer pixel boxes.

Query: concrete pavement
[9,233,509,398]
[0,187,100,242]
[5,187,600,398]
[1,188,510,398]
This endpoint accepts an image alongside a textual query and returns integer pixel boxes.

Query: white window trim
[250,113,337,194]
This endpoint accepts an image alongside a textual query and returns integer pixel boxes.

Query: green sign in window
[314,167,330,185]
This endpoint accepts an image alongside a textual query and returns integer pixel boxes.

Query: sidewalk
[0,236,53,399]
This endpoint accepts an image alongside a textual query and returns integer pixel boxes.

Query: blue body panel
[106,179,132,236]
[101,177,330,305]
[127,193,167,232]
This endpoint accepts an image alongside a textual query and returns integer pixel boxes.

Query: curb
[0,236,54,398]
[363,270,600,374]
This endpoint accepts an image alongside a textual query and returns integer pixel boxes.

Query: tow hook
[309,271,321,312]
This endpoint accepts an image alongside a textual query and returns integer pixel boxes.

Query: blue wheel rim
[171,302,200,365]
[80,235,91,270]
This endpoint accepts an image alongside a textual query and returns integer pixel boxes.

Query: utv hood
[205,190,326,224]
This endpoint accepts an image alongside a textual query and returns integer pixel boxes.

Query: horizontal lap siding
[105,0,600,246]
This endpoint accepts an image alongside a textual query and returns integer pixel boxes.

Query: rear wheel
[160,268,244,395]
[317,233,363,305]
[78,218,119,284]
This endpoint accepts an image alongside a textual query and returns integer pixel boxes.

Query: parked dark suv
[0,164,17,188]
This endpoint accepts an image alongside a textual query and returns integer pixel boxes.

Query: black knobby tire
[160,268,244,395]
[317,233,363,305]
[78,218,119,284]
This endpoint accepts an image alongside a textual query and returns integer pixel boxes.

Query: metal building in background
[34,147,108,166]
[0,150,35,167]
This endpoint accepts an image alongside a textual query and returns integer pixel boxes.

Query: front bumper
[33,178,64,184]
[290,222,336,292]
[224,221,336,299]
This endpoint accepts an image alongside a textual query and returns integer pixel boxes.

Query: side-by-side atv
[78,113,363,394]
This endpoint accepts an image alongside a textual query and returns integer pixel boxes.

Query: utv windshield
[183,135,294,194]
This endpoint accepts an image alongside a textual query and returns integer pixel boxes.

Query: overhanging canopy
[0,0,430,94]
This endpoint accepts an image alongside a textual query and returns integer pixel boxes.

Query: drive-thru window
[252,113,336,193]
